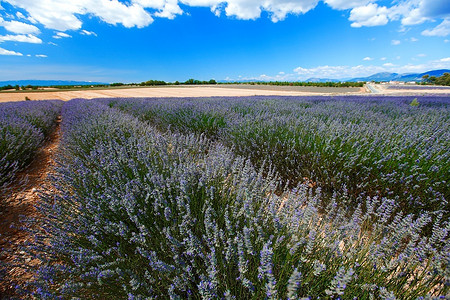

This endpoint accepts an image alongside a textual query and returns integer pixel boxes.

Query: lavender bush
[0,100,62,189]
[103,96,449,217]
[27,99,448,298]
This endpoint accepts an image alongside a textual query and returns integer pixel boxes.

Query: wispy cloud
[36,54,47,58]
[0,34,42,43]
[422,19,450,37]
[80,29,97,36]
[391,39,401,45]
[53,31,71,39]
[0,47,23,56]
[363,57,373,61]
[0,18,40,34]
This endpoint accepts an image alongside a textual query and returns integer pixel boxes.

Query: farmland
[1,95,449,299]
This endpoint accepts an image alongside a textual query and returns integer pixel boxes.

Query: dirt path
[0,117,61,298]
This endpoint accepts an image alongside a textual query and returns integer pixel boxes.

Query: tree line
[422,73,450,86]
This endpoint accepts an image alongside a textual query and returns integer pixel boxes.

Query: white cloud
[410,37,418,42]
[53,31,71,39]
[325,0,371,10]
[391,39,401,45]
[0,47,23,56]
[363,57,373,61]
[48,41,58,46]
[349,3,389,28]
[380,57,387,61]
[0,34,42,43]
[422,19,450,37]
[400,7,428,26]
[1,0,449,34]
[293,58,450,80]
[0,19,40,34]
[80,30,97,36]
[35,54,47,58]
[445,39,449,43]
[201,0,320,22]
[16,12,25,19]
[417,53,426,57]
[399,0,450,26]
[3,0,154,31]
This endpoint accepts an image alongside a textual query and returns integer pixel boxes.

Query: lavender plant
[26,99,448,299]
[0,100,62,189]
[102,96,449,217]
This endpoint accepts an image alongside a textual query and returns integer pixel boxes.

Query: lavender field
[3,96,449,298]
[0,100,62,192]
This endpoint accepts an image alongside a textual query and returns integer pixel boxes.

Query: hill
[0,80,108,87]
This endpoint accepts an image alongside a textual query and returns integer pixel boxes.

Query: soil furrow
[0,116,61,298]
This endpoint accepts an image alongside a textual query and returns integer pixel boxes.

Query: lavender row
[0,100,62,189]
[26,99,448,298]
[101,95,450,216]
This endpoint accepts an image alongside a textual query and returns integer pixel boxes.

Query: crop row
[0,100,62,190]
[26,99,448,299]
[103,96,450,217]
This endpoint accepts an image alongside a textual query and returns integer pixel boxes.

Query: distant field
[0,85,366,102]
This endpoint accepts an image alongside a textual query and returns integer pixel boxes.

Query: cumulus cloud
[0,34,42,43]
[0,18,40,34]
[422,19,450,36]
[3,0,154,31]
[363,57,373,61]
[293,57,450,80]
[349,3,389,27]
[0,47,23,56]
[1,0,449,34]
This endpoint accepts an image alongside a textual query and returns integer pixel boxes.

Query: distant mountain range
[306,69,450,83]
[0,80,108,86]
[1,69,449,86]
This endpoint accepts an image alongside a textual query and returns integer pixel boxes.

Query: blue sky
[0,0,449,83]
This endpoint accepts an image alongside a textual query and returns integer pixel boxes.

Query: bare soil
[1,84,448,103]
[0,117,61,298]
[0,85,368,102]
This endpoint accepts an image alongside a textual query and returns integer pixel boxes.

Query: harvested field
[0,85,367,102]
